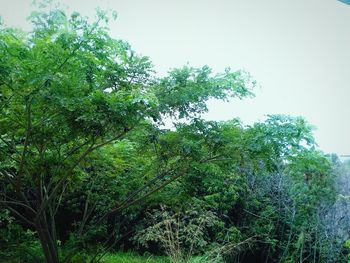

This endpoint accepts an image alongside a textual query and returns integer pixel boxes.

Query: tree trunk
[36,218,60,263]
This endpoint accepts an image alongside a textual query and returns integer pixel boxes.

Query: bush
[134,205,219,263]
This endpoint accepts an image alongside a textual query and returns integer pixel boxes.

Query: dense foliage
[0,6,349,263]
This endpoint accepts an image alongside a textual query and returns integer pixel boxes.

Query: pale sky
[1,0,349,155]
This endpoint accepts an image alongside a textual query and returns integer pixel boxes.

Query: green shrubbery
[0,210,43,262]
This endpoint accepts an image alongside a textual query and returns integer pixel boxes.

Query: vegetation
[0,5,349,263]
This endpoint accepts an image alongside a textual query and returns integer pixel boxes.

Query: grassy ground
[1,248,208,263]
[99,252,208,263]
[100,252,170,263]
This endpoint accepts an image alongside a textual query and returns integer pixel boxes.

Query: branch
[3,204,35,227]
[116,168,175,210]
[35,141,96,221]
[17,98,32,192]
[62,139,92,161]
[0,88,15,111]
[0,200,36,215]
[36,130,129,221]
[99,169,187,224]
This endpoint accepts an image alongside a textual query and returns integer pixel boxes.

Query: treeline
[0,6,349,263]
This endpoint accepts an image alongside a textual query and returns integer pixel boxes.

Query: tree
[0,8,254,263]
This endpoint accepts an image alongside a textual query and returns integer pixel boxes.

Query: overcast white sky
[1,0,349,155]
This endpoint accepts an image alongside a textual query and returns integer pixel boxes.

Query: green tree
[0,8,254,263]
